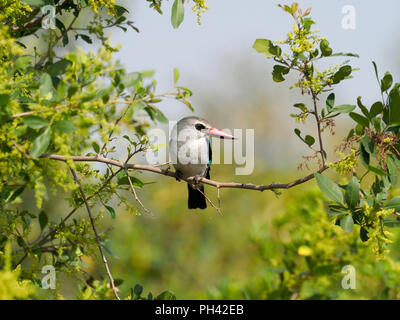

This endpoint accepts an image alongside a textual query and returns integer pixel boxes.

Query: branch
[15,167,123,268]
[70,168,120,300]
[123,166,151,215]
[40,153,330,191]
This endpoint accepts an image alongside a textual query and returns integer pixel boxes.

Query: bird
[169,116,235,209]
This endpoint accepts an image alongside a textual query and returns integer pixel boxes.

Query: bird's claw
[174,170,183,181]
[193,175,201,185]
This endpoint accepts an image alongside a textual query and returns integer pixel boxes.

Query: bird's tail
[187,184,207,209]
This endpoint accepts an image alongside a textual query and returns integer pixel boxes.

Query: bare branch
[14,167,123,268]
[123,166,152,215]
[70,168,120,300]
[197,187,223,216]
[40,153,330,191]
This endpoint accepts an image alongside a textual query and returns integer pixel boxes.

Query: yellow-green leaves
[23,116,48,129]
[381,72,393,92]
[38,210,48,230]
[315,173,344,204]
[331,65,352,84]
[272,65,289,82]
[252,39,281,58]
[326,93,335,112]
[39,73,53,97]
[384,196,400,212]
[173,67,180,84]
[340,215,354,233]
[30,127,51,158]
[345,177,360,209]
[171,0,184,29]
[294,128,315,147]
[320,39,332,57]
[330,104,356,113]
[53,120,75,133]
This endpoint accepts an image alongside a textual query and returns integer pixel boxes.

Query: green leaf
[76,34,93,44]
[329,52,360,58]
[326,93,335,112]
[332,65,352,84]
[252,39,281,58]
[368,164,387,176]
[145,107,168,123]
[23,115,49,129]
[173,68,180,84]
[357,96,369,118]
[56,19,69,46]
[7,186,25,203]
[387,156,398,187]
[360,143,370,167]
[0,94,10,107]
[349,112,369,128]
[156,290,176,300]
[171,0,184,29]
[293,103,307,112]
[38,211,48,230]
[134,284,143,296]
[360,135,374,154]
[372,61,379,84]
[48,59,72,77]
[53,120,75,133]
[315,173,344,204]
[39,73,52,97]
[331,104,356,113]
[360,227,369,242]
[105,205,116,219]
[117,175,145,188]
[92,142,100,154]
[320,39,332,57]
[340,215,354,233]
[345,177,360,208]
[370,101,384,118]
[272,65,289,82]
[381,72,393,92]
[384,196,400,212]
[30,127,51,158]
[304,135,315,147]
[383,89,400,125]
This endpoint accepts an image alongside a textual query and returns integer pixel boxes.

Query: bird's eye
[195,123,206,131]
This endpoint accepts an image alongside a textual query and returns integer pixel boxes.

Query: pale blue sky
[99,0,400,169]
[112,0,400,114]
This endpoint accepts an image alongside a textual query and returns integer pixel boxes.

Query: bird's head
[176,116,235,140]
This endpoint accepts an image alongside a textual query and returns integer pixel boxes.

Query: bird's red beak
[207,127,235,139]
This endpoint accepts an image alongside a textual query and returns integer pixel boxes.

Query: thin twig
[312,91,326,167]
[98,98,136,156]
[197,187,223,216]
[70,168,120,300]
[123,166,151,215]
[15,167,123,267]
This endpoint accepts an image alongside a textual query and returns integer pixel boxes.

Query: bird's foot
[174,170,183,181]
[193,174,202,185]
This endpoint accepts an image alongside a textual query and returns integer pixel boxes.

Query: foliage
[0,0,198,299]
[0,0,399,300]
[0,243,36,299]
[207,190,400,299]
[252,3,400,261]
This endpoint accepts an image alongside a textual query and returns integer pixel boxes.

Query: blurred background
[38,0,400,299]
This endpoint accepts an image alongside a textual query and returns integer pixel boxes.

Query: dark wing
[205,139,212,179]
